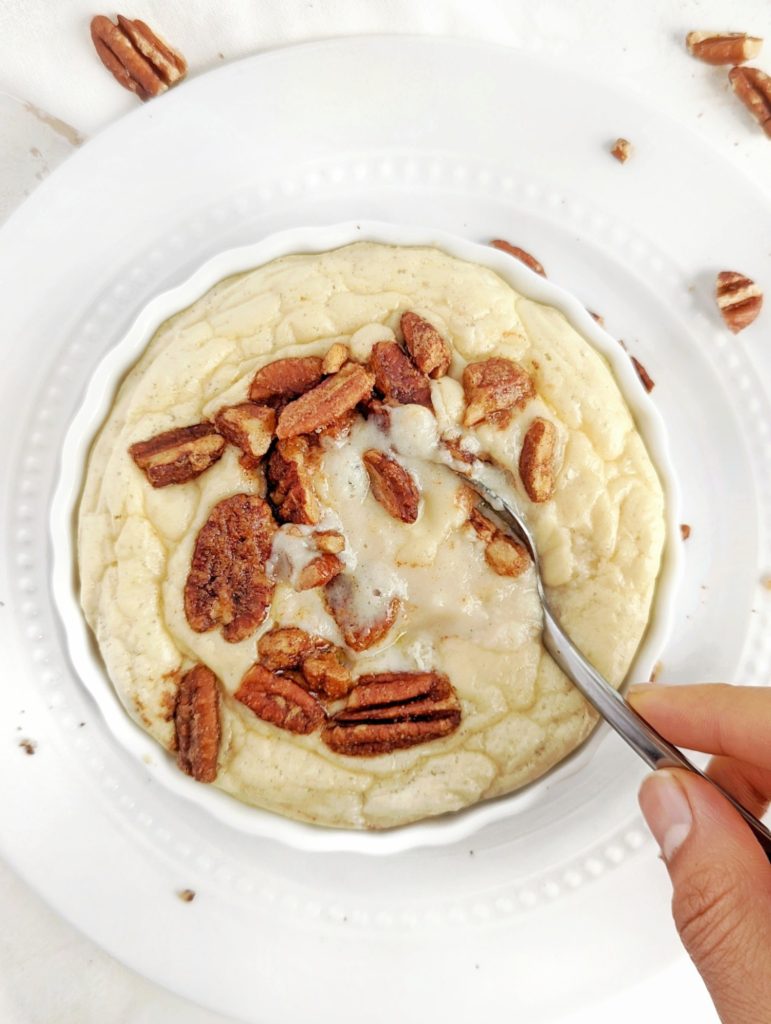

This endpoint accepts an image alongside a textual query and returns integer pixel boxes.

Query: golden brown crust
[129,423,225,487]
[235,663,325,734]
[276,364,374,438]
[184,494,276,642]
[369,341,433,408]
[400,312,452,378]
[362,449,420,523]
[462,357,535,427]
[175,664,220,783]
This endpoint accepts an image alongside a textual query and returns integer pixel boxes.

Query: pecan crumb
[631,356,655,393]
[296,553,345,591]
[680,524,692,541]
[490,240,546,277]
[18,738,36,756]
[611,138,633,163]
[177,889,196,903]
[322,343,350,375]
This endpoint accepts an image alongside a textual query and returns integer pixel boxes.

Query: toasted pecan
[400,312,452,378]
[369,341,433,408]
[301,649,355,700]
[249,356,325,404]
[716,270,763,334]
[313,530,346,554]
[296,553,345,591]
[214,403,275,468]
[324,573,400,652]
[490,239,546,277]
[363,449,420,524]
[322,671,461,756]
[175,664,220,783]
[462,357,535,426]
[519,417,558,503]
[729,66,771,138]
[630,356,655,393]
[276,363,374,438]
[322,343,350,375]
[184,494,276,643]
[267,436,321,524]
[257,626,332,670]
[469,508,530,578]
[129,423,225,487]
[90,14,186,100]
[236,663,325,734]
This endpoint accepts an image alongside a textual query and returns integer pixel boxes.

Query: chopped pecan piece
[313,530,345,554]
[729,66,771,138]
[686,31,762,65]
[400,312,452,378]
[442,436,476,466]
[519,417,558,503]
[324,574,400,651]
[610,138,633,163]
[322,343,349,374]
[716,270,763,333]
[267,436,321,524]
[276,363,375,438]
[369,341,432,408]
[213,403,275,468]
[680,524,692,541]
[257,626,331,671]
[297,553,345,591]
[490,239,546,277]
[175,664,220,783]
[462,357,535,427]
[129,423,225,488]
[301,649,355,699]
[90,14,186,100]
[249,356,325,404]
[362,397,392,431]
[631,356,655,393]
[236,664,325,734]
[363,449,420,524]
[322,671,461,756]
[469,508,530,578]
[184,494,276,643]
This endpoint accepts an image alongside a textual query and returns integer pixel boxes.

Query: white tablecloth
[1,1,769,1020]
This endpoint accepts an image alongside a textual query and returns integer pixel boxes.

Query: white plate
[51,220,682,854]
[0,37,769,1023]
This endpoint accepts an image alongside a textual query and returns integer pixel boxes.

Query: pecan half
[469,508,530,578]
[175,664,220,783]
[322,343,349,374]
[267,436,321,524]
[729,66,771,138]
[363,449,420,524]
[369,341,432,408]
[249,356,325,404]
[462,357,535,427]
[313,530,345,554]
[276,363,374,438]
[184,494,276,643]
[257,626,331,670]
[322,671,461,756]
[90,15,186,101]
[236,664,325,734]
[490,239,546,277]
[686,31,762,65]
[129,423,225,487]
[297,553,345,591]
[519,417,558,503]
[716,270,763,333]
[631,356,655,393]
[214,403,275,468]
[324,573,400,651]
[301,649,355,699]
[610,138,633,163]
[400,312,452,378]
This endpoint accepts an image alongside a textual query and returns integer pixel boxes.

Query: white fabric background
[1,1,769,1020]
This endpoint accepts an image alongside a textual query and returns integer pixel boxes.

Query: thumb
[639,769,771,1023]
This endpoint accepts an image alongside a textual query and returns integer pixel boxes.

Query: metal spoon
[462,472,771,862]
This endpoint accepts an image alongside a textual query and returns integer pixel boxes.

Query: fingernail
[638,770,693,862]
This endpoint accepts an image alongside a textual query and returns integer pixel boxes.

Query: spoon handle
[541,603,771,863]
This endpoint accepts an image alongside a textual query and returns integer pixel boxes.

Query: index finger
[628,683,771,771]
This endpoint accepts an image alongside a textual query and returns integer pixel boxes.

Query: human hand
[628,683,771,1024]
